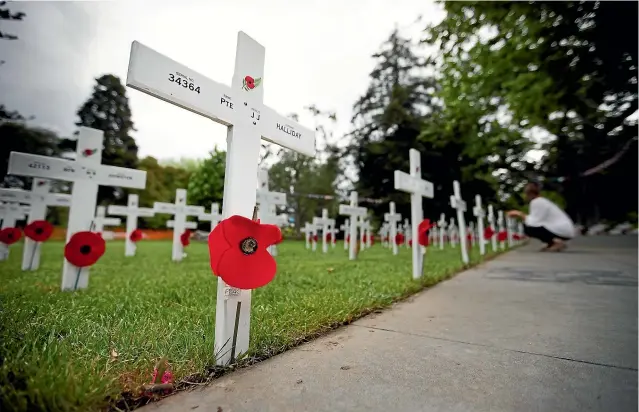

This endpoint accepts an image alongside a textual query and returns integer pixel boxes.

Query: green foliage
[0,239,502,411]
[133,157,192,229]
[160,157,203,173]
[187,148,226,211]
[69,74,139,205]
[426,1,638,223]
[0,1,26,42]
[268,108,342,230]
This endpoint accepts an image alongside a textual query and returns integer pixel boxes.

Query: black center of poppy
[239,237,258,255]
[35,228,44,235]
[80,245,91,255]
[7,233,13,239]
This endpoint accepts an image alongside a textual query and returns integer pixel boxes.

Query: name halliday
[276,123,302,139]
[108,173,133,180]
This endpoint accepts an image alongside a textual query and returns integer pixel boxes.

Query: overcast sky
[1,0,445,161]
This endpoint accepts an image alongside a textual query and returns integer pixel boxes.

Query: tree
[69,74,140,204]
[268,108,341,232]
[0,1,26,41]
[133,157,192,229]
[187,148,225,211]
[426,1,638,223]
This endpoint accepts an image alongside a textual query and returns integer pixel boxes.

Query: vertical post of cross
[473,195,486,256]
[450,180,469,265]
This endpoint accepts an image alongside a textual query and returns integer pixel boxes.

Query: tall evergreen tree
[72,74,139,204]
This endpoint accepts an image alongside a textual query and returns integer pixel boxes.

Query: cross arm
[394,171,434,198]
[127,41,236,126]
[259,107,315,157]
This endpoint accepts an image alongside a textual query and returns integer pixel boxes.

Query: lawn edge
[111,243,525,411]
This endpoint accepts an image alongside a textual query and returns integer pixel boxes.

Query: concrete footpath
[150,236,638,412]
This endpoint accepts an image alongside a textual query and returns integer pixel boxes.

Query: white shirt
[525,197,576,238]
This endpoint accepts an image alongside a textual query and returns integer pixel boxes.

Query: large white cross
[473,195,486,256]
[0,178,71,270]
[450,180,469,264]
[487,204,498,252]
[497,210,506,250]
[438,213,447,250]
[384,201,402,256]
[312,208,334,254]
[107,194,154,257]
[339,219,350,250]
[7,127,147,290]
[394,149,434,279]
[127,32,315,365]
[0,203,29,261]
[94,206,122,235]
[338,192,367,261]
[154,189,204,262]
[199,202,222,232]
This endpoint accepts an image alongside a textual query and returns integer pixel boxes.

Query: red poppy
[64,231,106,267]
[513,233,522,240]
[208,215,282,289]
[497,231,507,242]
[24,220,54,242]
[82,148,97,157]
[313,234,318,242]
[244,75,255,89]
[0,227,22,245]
[483,227,495,240]
[383,236,389,242]
[418,219,434,246]
[467,233,473,241]
[362,234,368,243]
[326,232,332,242]
[395,233,405,245]
[180,230,192,247]
[409,239,413,247]
[129,229,143,242]
[346,234,350,242]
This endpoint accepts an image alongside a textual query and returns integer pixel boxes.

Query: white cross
[94,206,122,235]
[506,216,515,247]
[487,204,498,252]
[338,192,367,261]
[360,220,372,249]
[384,201,402,256]
[198,202,222,232]
[300,222,313,250]
[340,219,350,250]
[497,210,506,250]
[127,33,316,365]
[154,189,204,262]
[518,221,525,242]
[310,222,319,251]
[330,224,338,248]
[450,180,469,264]
[107,194,154,257]
[0,203,29,261]
[394,149,434,279]
[468,221,476,247]
[7,126,147,290]
[473,195,486,256]
[312,208,334,254]
[257,169,287,255]
[449,217,458,247]
[379,223,389,247]
[0,178,71,270]
[403,219,411,249]
[438,213,447,250]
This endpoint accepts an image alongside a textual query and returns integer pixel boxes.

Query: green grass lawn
[0,239,504,411]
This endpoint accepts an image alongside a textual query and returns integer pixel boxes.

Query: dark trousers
[524,225,570,246]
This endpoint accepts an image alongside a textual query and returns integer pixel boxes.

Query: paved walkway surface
[149,236,638,412]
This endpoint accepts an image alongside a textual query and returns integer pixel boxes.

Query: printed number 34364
[168,74,200,94]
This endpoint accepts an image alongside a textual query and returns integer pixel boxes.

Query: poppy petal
[208,221,233,275]
[255,223,282,246]
[217,249,276,289]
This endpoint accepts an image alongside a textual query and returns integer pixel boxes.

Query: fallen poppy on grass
[497,231,508,242]
[484,227,495,240]
[208,215,282,289]
[24,220,53,242]
[394,233,405,245]
[0,227,22,245]
[180,230,192,247]
[64,231,106,267]
[129,229,143,242]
